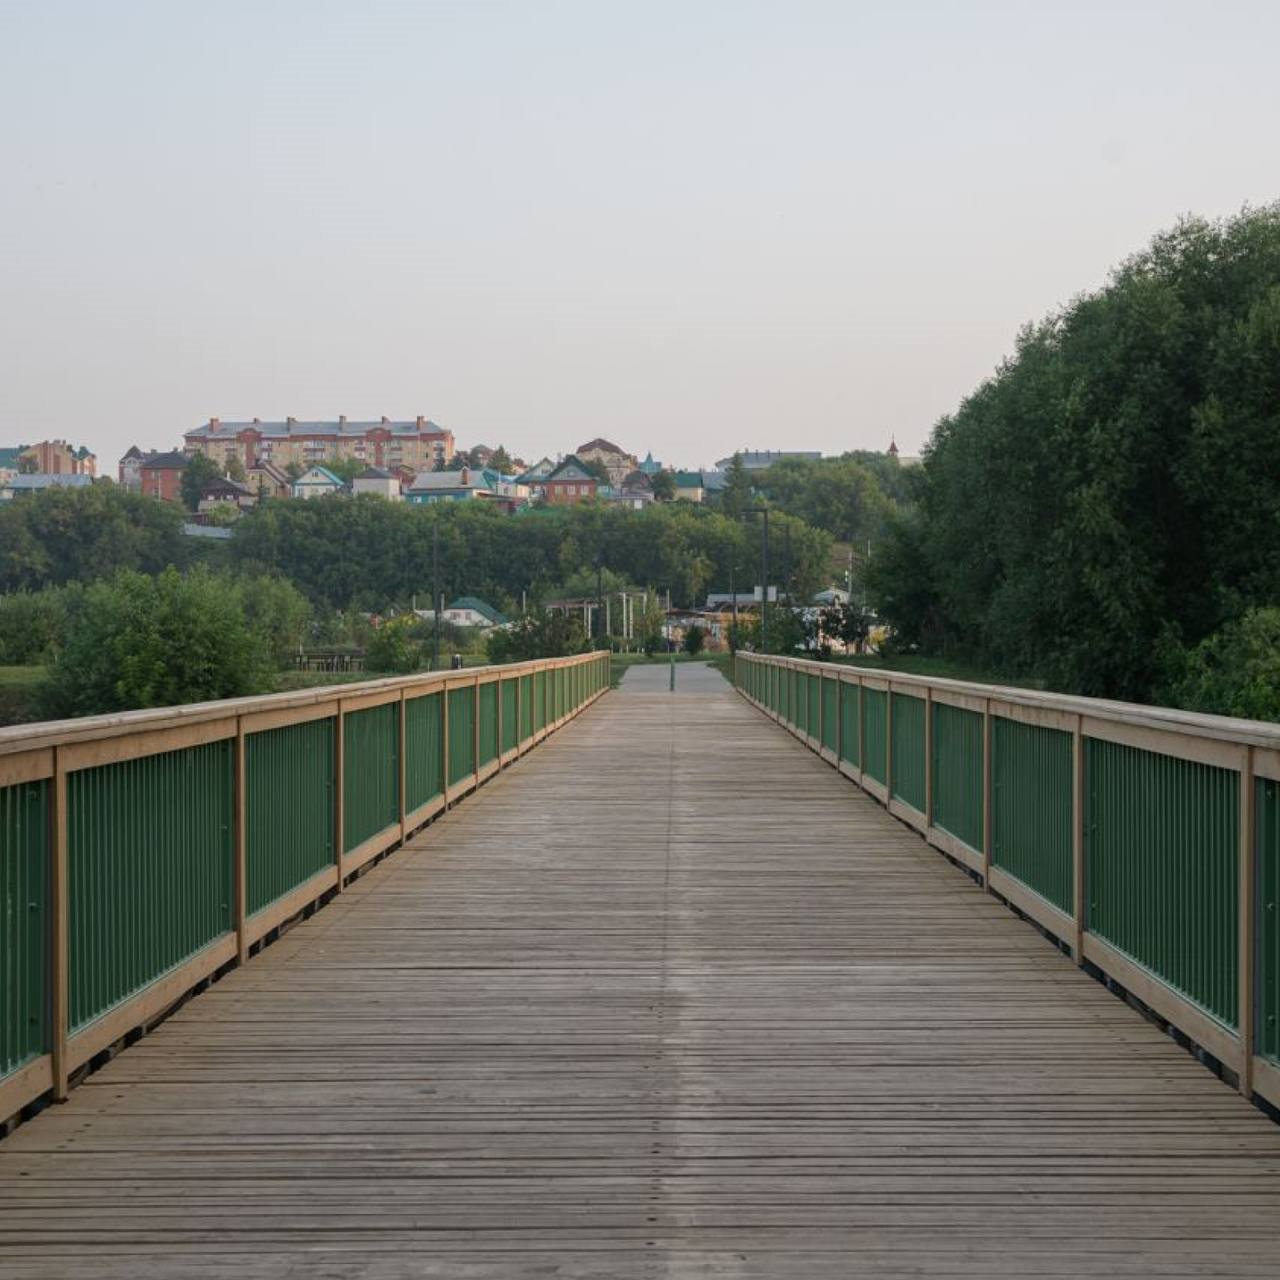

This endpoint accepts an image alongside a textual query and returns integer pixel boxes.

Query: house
[0,473,94,501]
[713,450,822,471]
[17,440,96,476]
[540,455,598,505]
[291,465,344,500]
[576,438,637,487]
[467,444,495,468]
[246,459,291,500]
[184,415,455,475]
[197,476,256,517]
[352,466,401,500]
[443,597,510,629]
[405,467,494,504]
[674,471,705,503]
[118,445,153,489]
[138,450,189,502]
[637,451,663,476]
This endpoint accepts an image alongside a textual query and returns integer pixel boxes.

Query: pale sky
[1,1,1276,472]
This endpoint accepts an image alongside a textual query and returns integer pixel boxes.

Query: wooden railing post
[234,718,248,965]
[1072,714,1085,964]
[473,674,481,787]
[515,668,523,756]
[441,679,450,806]
[885,684,894,805]
[51,748,69,1101]
[982,698,993,890]
[1241,746,1256,1098]
[398,690,408,841]
[334,704,345,890]
[858,675,865,783]
[924,686,934,829]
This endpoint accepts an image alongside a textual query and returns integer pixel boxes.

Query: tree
[180,453,222,512]
[40,567,284,717]
[489,445,514,474]
[650,470,676,501]
[581,457,612,486]
[682,623,706,655]
[226,456,247,482]
[320,456,366,485]
[486,609,588,662]
[719,452,753,518]
[1157,608,1280,721]
[365,616,422,673]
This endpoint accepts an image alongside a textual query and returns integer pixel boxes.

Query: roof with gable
[515,457,556,483]
[355,466,395,480]
[445,596,509,626]
[576,437,627,456]
[407,469,492,493]
[119,445,146,461]
[293,465,343,487]
[637,451,662,474]
[8,473,94,491]
[199,476,253,498]
[544,455,597,484]
[674,471,704,488]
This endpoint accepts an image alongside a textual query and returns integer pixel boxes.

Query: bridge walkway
[2,662,1280,1277]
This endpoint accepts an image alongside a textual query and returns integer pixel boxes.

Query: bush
[1157,607,1280,722]
[0,586,79,665]
[365,618,422,673]
[487,610,588,662]
[683,624,706,655]
[40,566,301,718]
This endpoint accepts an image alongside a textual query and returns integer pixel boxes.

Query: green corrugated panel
[778,667,789,720]
[821,677,838,753]
[891,692,926,811]
[839,682,860,767]
[448,686,476,784]
[478,680,499,765]
[520,674,534,741]
[405,692,444,812]
[1087,738,1238,1028]
[807,672,820,739]
[1,780,48,1079]
[69,742,233,1033]
[863,687,887,784]
[992,717,1072,914]
[246,719,334,914]
[500,678,519,754]
[343,702,399,853]
[1259,779,1280,1062]
[931,702,983,851]
[795,672,809,735]
[532,671,545,731]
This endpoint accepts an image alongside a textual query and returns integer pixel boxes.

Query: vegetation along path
[3,664,1280,1277]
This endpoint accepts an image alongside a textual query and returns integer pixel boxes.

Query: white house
[443,597,510,629]
[291,465,344,500]
[351,466,401,500]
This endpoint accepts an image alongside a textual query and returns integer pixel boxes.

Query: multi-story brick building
[12,440,97,476]
[137,451,189,502]
[183,416,454,474]
[576,438,636,487]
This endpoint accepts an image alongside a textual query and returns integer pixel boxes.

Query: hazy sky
[2,2,1276,471]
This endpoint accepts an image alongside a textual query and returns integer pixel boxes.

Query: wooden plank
[989,865,1075,942]
[238,701,336,736]
[0,747,53,788]
[1082,714,1249,771]
[927,823,985,875]
[234,719,247,965]
[58,716,237,772]
[1240,746,1255,1098]
[243,866,340,949]
[0,1055,52,1123]
[341,823,401,878]
[50,750,68,1101]
[888,796,927,834]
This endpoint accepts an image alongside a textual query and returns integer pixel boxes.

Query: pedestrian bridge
[3,652,1280,1277]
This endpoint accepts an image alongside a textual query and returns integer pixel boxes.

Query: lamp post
[744,506,770,653]
[432,518,441,671]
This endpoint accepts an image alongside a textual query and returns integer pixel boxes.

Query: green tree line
[868,205,1280,716]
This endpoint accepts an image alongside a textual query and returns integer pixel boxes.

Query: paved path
[3,666,1280,1277]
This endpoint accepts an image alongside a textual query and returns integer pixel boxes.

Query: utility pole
[744,506,770,653]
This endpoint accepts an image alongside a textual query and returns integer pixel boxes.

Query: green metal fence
[890,692,926,812]
[0,651,609,1120]
[68,742,234,1033]
[343,703,400,854]
[246,718,335,915]
[931,702,983,853]
[731,652,1280,1105]
[1,780,49,1078]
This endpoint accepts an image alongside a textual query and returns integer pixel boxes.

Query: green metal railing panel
[807,673,820,739]
[795,671,809,735]
[500,678,519,754]
[405,692,444,812]
[478,681,499,766]
[246,718,334,915]
[821,677,839,753]
[1260,779,1280,1062]
[931,702,983,851]
[991,717,1072,914]
[520,674,534,740]
[448,686,476,785]
[778,667,790,721]
[839,681,860,767]
[68,741,233,1033]
[1086,738,1238,1028]
[1,780,49,1079]
[532,671,546,731]
[343,702,399,853]
[890,693,927,811]
[863,687,887,784]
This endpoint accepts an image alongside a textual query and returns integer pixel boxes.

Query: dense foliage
[229,496,830,614]
[38,567,310,717]
[869,206,1280,709]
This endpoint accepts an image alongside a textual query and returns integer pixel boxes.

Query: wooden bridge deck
[3,663,1280,1277]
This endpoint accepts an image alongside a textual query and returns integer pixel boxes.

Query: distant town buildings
[351,466,402,500]
[576,438,637,488]
[183,416,455,474]
[138,450,189,502]
[714,450,822,471]
[443,597,509,629]
[0,440,96,481]
[673,471,705,502]
[538,456,599,505]
[0,473,94,501]
[291,465,345,500]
